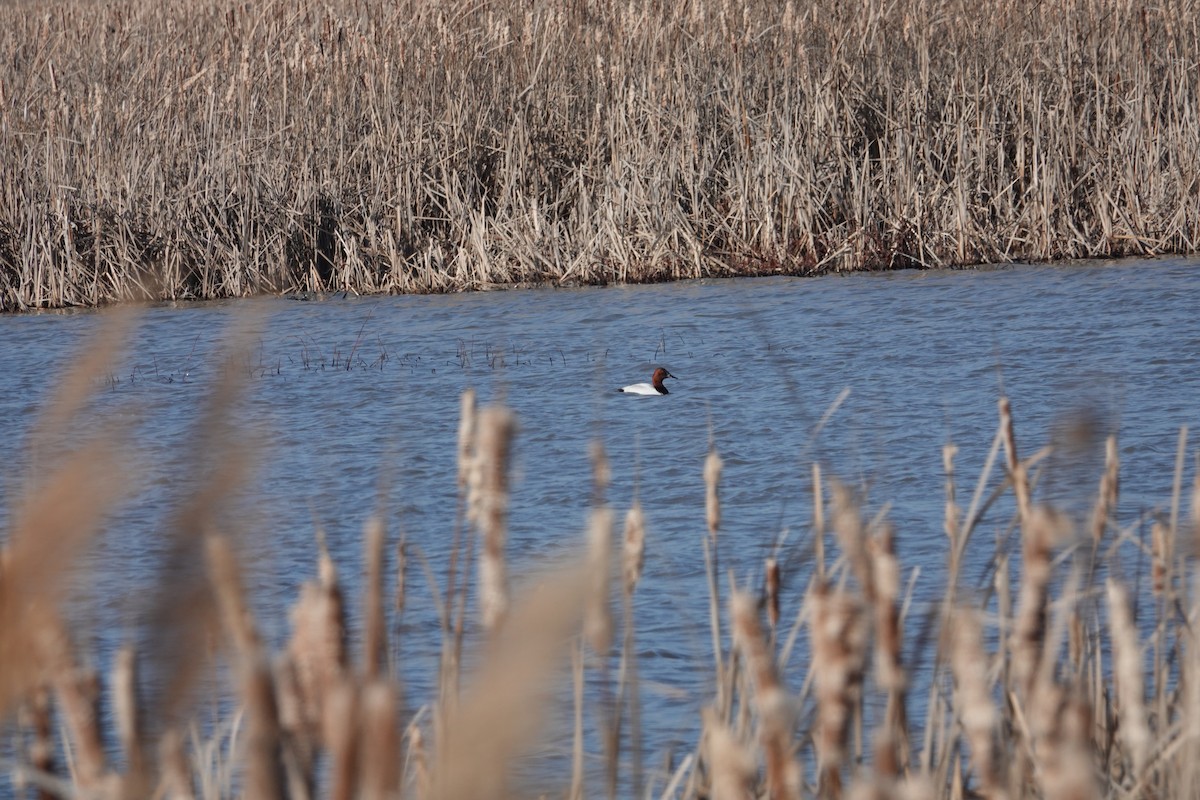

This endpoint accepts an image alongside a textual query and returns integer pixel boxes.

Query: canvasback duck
[618,367,676,395]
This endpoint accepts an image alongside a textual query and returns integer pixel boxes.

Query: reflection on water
[1,256,1199,775]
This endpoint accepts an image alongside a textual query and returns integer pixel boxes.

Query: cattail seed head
[362,514,387,680]
[1192,470,1200,549]
[765,557,780,630]
[704,449,722,541]
[868,523,904,694]
[731,589,800,799]
[113,645,145,787]
[810,583,868,788]
[999,397,1032,525]
[1037,688,1097,800]
[702,708,755,800]
[589,440,611,497]
[950,609,1003,797]
[159,728,194,800]
[287,536,346,740]
[813,462,826,577]
[943,442,960,543]
[1090,435,1119,545]
[407,723,430,800]
[476,405,515,633]
[325,679,359,800]
[359,680,401,800]
[395,536,408,615]
[1106,579,1149,776]
[585,507,614,655]
[831,480,873,602]
[731,589,775,695]
[1010,506,1065,694]
[456,389,476,490]
[622,501,645,595]
[1152,519,1170,596]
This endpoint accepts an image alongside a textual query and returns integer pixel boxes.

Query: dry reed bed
[2,319,1200,799]
[2,0,1199,310]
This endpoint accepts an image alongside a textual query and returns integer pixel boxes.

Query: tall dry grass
[4,318,1200,798]
[2,0,1199,310]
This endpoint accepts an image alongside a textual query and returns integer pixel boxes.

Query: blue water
[1,256,1198,793]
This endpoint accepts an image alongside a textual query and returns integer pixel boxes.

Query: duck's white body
[618,382,665,395]
[617,367,676,395]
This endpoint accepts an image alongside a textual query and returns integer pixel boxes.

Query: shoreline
[2,250,1197,315]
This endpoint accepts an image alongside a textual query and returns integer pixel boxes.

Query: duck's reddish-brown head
[651,368,677,392]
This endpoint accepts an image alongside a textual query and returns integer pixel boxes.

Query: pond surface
[1,256,1199,791]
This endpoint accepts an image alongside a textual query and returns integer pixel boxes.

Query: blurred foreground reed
[2,321,1198,800]
[2,0,1200,310]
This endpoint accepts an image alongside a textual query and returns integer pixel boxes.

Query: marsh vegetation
[2,0,1199,310]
